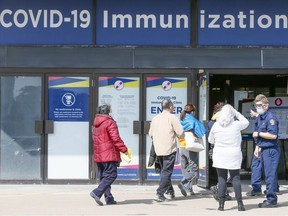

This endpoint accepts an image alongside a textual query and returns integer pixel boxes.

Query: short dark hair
[161,99,174,110]
[98,104,111,114]
[213,101,225,114]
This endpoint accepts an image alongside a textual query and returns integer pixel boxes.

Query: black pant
[216,168,242,202]
[156,152,176,196]
[92,162,117,203]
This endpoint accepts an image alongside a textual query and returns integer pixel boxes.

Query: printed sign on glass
[98,76,140,180]
[48,77,89,122]
[146,77,187,180]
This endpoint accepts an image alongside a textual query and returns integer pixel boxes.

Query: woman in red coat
[90,104,128,206]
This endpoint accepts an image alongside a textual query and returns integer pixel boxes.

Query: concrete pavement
[0,180,288,216]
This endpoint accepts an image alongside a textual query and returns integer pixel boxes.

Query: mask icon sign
[62,93,76,107]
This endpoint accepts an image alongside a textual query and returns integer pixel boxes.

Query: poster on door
[98,76,140,179]
[48,77,89,121]
[241,97,288,140]
[269,97,288,140]
[47,76,90,179]
[146,77,187,180]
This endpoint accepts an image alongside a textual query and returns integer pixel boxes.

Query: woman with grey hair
[90,104,128,206]
[208,104,249,211]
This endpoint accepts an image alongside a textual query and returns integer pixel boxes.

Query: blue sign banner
[48,77,89,122]
[146,167,182,180]
[198,0,288,46]
[96,0,191,45]
[0,0,93,45]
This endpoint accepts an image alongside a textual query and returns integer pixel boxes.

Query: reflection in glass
[0,76,41,179]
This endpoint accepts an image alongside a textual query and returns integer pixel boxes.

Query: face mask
[256,107,265,115]
[109,113,113,118]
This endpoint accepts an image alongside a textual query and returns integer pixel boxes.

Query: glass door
[47,76,90,180]
[0,76,42,180]
[145,75,188,180]
[97,76,140,180]
[198,71,209,187]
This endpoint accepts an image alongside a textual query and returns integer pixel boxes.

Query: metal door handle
[45,120,54,134]
[35,120,44,134]
[133,121,142,134]
[143,121,151,135]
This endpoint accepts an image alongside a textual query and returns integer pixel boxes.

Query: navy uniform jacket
[255,109,279,148]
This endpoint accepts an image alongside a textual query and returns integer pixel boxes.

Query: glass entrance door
[97,76,140,180]
[47,76,90,180]
[0,76,42,180]
[145,76,188,180]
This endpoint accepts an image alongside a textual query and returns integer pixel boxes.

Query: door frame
[142,70,196,184]
[0,69,198,184]
[92,72,143,183]
[43,73,92,184]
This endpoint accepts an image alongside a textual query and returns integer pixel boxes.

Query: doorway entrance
[207,71,288,184]
[0,71,195,184]
[46,76,91,181]
[95,73,193,183]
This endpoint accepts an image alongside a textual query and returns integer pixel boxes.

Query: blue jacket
[255,109,279,148]
[180,113,206,138]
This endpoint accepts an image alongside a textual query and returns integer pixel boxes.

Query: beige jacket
[149,110,184,156]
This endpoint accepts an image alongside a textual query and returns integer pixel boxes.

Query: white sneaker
[164,192,175,200]
[187,191,195,196]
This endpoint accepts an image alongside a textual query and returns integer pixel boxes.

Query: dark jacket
[256,109,279,148]
[206,112,218,158]
[92,114,127,163]
[148,141,161,174]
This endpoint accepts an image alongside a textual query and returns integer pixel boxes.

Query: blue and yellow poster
[98,76,140,180]
[48,77,89,122]
[146,77,188,180]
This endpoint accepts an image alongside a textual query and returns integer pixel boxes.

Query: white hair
[216,104,235,127]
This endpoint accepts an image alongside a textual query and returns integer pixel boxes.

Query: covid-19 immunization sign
[146,77,188,180]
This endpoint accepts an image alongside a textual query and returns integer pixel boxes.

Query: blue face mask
[256,107,265,115]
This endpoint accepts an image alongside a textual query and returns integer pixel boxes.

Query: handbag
[184,131,205,152]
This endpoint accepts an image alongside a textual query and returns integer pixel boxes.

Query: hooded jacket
[92,114,127,163]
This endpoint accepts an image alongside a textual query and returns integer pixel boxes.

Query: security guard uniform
[250,154,263,194]
[255,109,280,204]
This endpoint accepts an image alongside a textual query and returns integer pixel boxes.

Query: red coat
[92,114,127,163]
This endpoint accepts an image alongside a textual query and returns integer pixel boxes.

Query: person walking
[149,99,184,202]
[249,94,280,208]
[206,102,232,201]
[90,104,128,206]
[208,104,249,211]
[178,103,206,197]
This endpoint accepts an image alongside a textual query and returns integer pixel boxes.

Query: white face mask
[256,107,265,115]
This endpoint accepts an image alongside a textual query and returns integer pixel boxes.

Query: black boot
[237,201,245,211]
[218,200,225,211]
